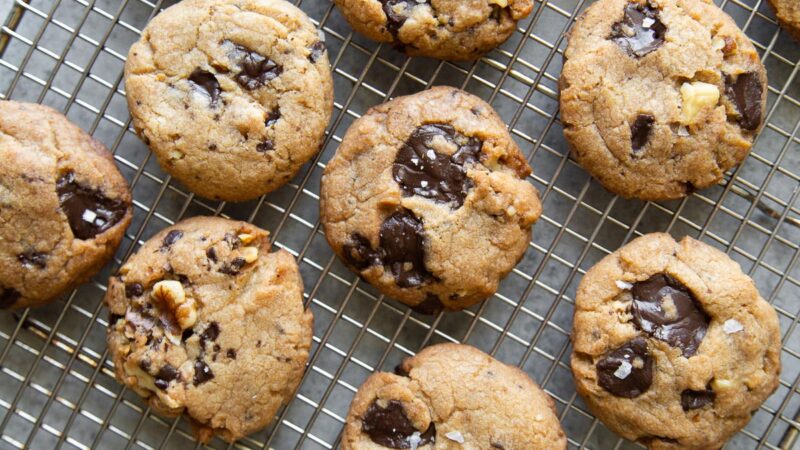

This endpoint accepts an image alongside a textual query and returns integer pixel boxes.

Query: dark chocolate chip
[224,232,242,249]
[226,349,237,359]
[199,322,220,348]
[631,274,709,357]
[379,209,433,288]
[725,72,763,131]
[176,274,190,286]
[491,443,506,450]
[193,359,214,385]
[265,109,281,127]
[392,123,482,208]
[56,172,127,240]
[226,41,283,90]
[155,363,179,390]
[188,69,221,105]
[631,114,655,152]
[342,233,381,270]
[125,283,144,298]
[219,257,246,275]
[610,3,666,58]
[138,359,151,372]
[182,327,195,342]
[308,41,326,63]
[206,247,217,263]
[17,251,47,269]
[597,337,653,398]
[256,140,274,152]
[379,0,426,36]
[410,294,444,315]
[161,230,183,250]
[681,388,715,411]
[362,400,436,448]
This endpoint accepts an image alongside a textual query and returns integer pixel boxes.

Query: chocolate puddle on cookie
[56,172,127,240]
[630,274,709,357]
[610,3,666,58]
[596,337,653,398]
[188,69,221,105]
[362,400,436,448]
[393,123,483,208]
[224,41,283,90]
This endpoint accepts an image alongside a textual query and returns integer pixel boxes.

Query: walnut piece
[151,280,197,330]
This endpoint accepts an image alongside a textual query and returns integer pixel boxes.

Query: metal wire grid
[0,0,798,448]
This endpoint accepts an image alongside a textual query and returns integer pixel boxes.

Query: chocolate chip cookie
[0,100,132,309]
[334,0,534,60]
[768,0,800,40]
[342,343,567,449]
[125,0,333,202]
[320,87,542,313]
[105,216,313,443]
[571,233,781,449]
[560,0,767,201]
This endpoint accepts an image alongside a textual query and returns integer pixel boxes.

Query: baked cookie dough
[571,233,781,449]
[342,343,567,449]
[560,0,767,200]
[105,216,313,442]
[768,0,800,40]
[125,0,333,202]
[0,100,132,309]
[320,87,542,313]
[334,0,534,60]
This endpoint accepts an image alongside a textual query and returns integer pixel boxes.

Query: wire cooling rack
[0,0,799,448]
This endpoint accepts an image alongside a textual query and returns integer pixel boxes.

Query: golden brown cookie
[105,216,313,443]
[571,233,781,449]
[768,0,800,40]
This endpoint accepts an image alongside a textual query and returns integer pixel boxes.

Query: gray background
[0,0,799,449]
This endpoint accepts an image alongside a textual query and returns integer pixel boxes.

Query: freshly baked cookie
[571,233,781,449]
[342,343,567,449]
[768,0,800,40]
[560,0,767,201]
[0,100,132,309]
[125,0,333,202]
[320,87,542,313]
[105,216,313,442]
[334,0,534,60]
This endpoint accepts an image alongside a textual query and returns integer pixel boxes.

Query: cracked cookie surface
[571,233,781,449]
[320,87,542,312]
[105,216,313,443]
[768,0,800,40]
[334,0,534,60]
[0,100,132,309]
[125,0,333,201]
[342,343,566,449]
[560,0,767,200]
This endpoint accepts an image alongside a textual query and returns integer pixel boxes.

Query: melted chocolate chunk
[597,337,653,398]
[631,274,709,357]
[188,69,221,105]
[125,283,144,298]
[162,230,183,250]
[56,172,127,240]
[610,3,666,58]
[17,251,47,269]
[256,140,274,152]
[681,388,715,411]
[411,294,444,315]
[227,42,283,90]
[155,364,179,390]
[362,400,436,448]
[193,359,214,385]
[206,247,217,263]
[265,109,281,127]
[0,287,21,309]
[379,209,433,288]
[393,123,482,208]
[308,41,326,63]
[219,257,246,275]
[226,349,237,359]
[182,328,195,342]
[199,322,220,348]
[725,72,763,131]
[631,114,655,152]
[342,233,381,270]
[139,359,151,372]
[379,0,426,36]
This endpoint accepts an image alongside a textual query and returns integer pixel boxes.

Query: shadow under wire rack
[0,0,799,448]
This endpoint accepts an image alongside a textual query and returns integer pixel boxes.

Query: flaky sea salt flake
[445,430,465,443]
[724,319,744,334]
[614,360,632,379]
[615,280,633,290]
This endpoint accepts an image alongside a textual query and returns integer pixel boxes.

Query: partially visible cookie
[768,0,800,40]
[320,87,542,313]
[334,0,534,60]
[105,216,313,443]
[571,233,781,449]
[560,0,767,200]
[0,100,132,309]
[125,0,333,201]
[342,343,567,449]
